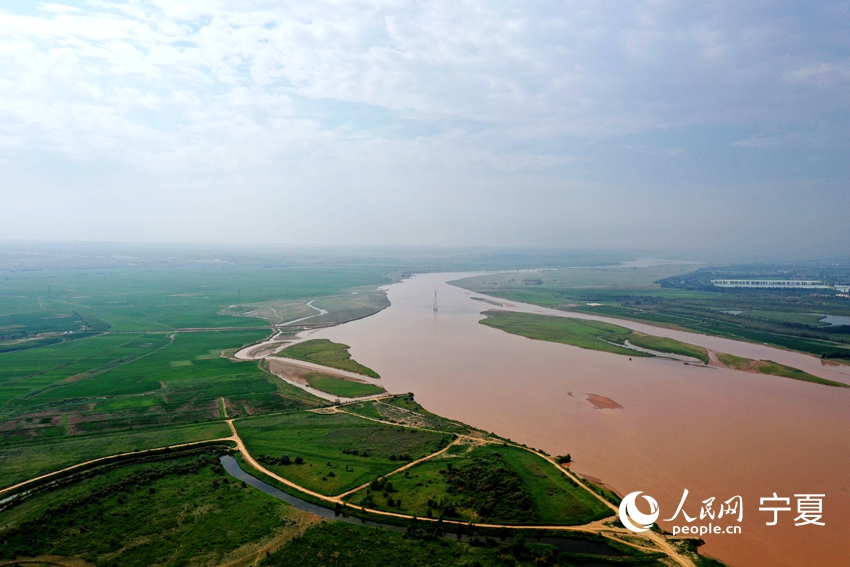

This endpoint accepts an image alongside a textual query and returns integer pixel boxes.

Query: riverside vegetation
[0,249,728,567]
[279,339,381,378]
[454,264,850,361]
[476,310,846,387]
[458,266,850,387]
[479,310,710,362]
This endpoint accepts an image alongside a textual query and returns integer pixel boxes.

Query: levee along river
[304,272,849,567]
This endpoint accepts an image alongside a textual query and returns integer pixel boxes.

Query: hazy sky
[1,1,848,255]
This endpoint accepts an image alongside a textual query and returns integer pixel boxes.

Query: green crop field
[0,449,309,567]
[234,411,450,495]
[280,339,380,378]
[0,329,322,444]
[344,444,611,526]
[304,373,385,397]
[0,264,392,339]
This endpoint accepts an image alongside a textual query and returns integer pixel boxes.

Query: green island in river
[477,310,846,387]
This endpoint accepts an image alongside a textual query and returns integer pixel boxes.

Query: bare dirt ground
[586,394,623,410]
[266,359,375,387]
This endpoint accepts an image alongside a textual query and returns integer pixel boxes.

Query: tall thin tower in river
[433,290,438,312]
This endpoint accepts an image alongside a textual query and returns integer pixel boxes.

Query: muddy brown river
[311,273,850,567]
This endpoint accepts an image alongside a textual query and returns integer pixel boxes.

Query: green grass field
[304,372,385,397]
[0,421,231,491]
[479,311,708,362]
[0,450,308,567]
[280,339,380,378]
[235,411,450,495]
[344,443,611,526]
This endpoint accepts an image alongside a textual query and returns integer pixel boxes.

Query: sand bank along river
[309,273,850,567]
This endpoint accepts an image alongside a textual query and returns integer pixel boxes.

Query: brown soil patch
[267,358,372,386]
[709,350,769,375]
[62,372,92,384]
[587,394,623,410]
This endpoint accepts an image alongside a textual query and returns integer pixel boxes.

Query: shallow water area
[310,273,850,567]
[819,314,850,327]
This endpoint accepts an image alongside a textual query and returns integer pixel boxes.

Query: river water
[309,272,850,567]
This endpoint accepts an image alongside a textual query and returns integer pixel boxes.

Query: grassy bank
[280,339,380,378]
[452,267,850,361]
[235,411,450,495]
[304,372,385,397]
[717,353,849,387]
[624,332,709,363]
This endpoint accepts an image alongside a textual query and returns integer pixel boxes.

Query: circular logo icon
[619,491,659,533]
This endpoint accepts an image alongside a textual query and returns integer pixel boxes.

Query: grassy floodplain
[0,448,312,567]
[345,395,472,434]
[234,411,451,495]
[716,353,849,387]
[344,443,612,526]
[480,310,709,363]
[453,265,850,361]
[478,310,841,386]
[280,339,380,378]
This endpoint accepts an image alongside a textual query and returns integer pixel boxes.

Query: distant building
[710,279,831,289]
[835,285,850,293]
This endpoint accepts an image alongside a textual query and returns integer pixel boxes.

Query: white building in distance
[710,279,832,289]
